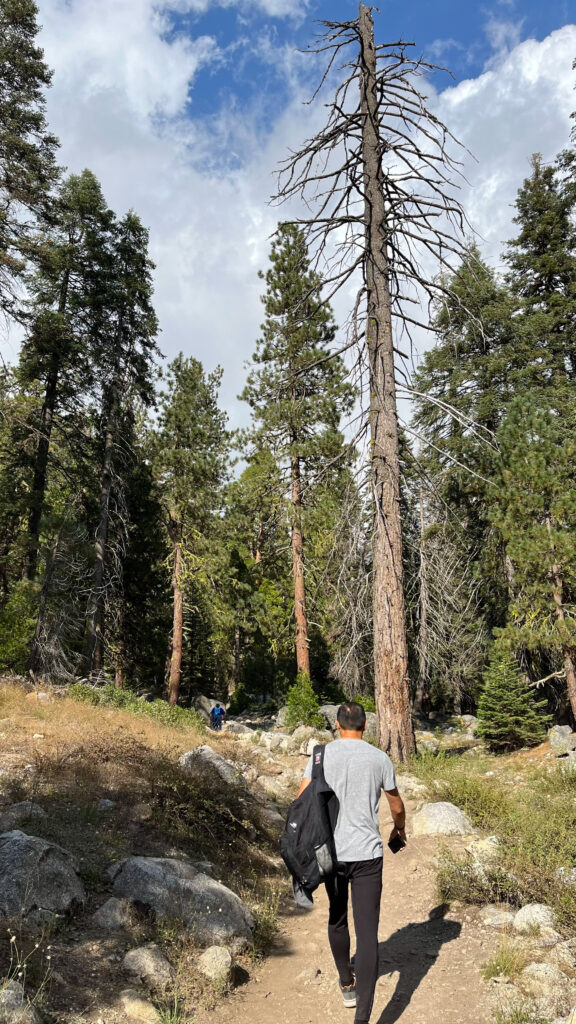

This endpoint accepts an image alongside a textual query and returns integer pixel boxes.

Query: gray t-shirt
[303,739,396,862]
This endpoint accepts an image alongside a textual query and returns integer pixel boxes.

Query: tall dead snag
[274,4,466,760]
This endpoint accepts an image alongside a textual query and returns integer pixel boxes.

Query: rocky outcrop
[0,830,85,920]
[179,746,246,788]
[411,802,475,836]
[109,856,254,949]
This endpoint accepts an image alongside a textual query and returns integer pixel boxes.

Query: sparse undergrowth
[69,681,207,731]
[0,682,285,1021]
[410,748,576,930]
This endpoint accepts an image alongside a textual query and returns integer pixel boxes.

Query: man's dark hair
[337,702,366,731]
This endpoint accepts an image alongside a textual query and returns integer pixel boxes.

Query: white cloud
[34,2,576,426]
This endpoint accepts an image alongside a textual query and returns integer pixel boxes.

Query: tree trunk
[27,524,62,675]
[84,397,116,681]
[26,268,70,580]
[115,665,125,688]
[291,450,310,676]
[359,3,415,760]
[414,484,429,716]
[167,529,183,707]
[546,515,576,720]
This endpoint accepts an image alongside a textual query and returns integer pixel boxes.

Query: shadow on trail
[374,904,461,1024]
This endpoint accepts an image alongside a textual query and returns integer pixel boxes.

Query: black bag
[280,744,339,896]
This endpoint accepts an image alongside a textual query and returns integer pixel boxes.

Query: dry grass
[0,682,286,1022]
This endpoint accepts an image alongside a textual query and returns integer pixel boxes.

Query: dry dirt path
[199,795,500,1024]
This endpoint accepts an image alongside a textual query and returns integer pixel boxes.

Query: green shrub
[477,645,551,751]
[355,694,376,714]
[284,671,324,729]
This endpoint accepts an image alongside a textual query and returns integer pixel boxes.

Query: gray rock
[518,963,576,1018]
[480,905,515,929]
[364,712,378,743]
[259,732,291,752]
[301,733,332,756]
[97,798,117,812]
[514,903,557,934]
[191,860,215,876]
[275,706,290,730]
[225,722,253,735]
[556,867,576,886]
[549,726,576,755]
[460,715,479,733]
[257,805,284,829]
[0,830,85,920]
[0,802,47,833]
[291,725,317,747]
[109,856,254,949]
[122,944,173,991]
[418,739,439,753]
[179,746,246,788]
[318,705,339,732]
[412,802,475,836]
[197,946,233,986]
[549,939,576,974]
[255,770,301,802]
[0,979,41,1024]
[396,775,427,798]
[119,989,160,1023]
[91,897,135,930]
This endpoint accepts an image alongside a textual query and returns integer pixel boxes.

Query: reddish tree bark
[167,525,183,707]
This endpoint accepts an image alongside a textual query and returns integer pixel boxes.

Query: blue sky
[173,0,573,120]
[9,0,575,425]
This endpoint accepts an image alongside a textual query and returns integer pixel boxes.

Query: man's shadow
[373,904,461,1024]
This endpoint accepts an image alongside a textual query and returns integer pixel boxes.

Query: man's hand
[389,824,407,845]
[384,788,407,845]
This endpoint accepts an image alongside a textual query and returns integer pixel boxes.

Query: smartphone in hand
[387,833,406,854]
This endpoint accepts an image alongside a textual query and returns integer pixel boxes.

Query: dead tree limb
[273,3,469,761]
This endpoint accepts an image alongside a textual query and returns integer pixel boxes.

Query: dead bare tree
[274,4,468,759]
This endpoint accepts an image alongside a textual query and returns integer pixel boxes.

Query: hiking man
[210,702,226,730]
[296,701,406,1024]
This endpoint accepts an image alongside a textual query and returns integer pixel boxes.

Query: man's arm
[295,777,311,799]
[384,787,407,844]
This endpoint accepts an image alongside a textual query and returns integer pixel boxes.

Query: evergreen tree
[0,0,59,314]
[154,355,229,706]
[241,223,354,682]
[19,170,112,581]
[477,642,551,751]
[505,153,576,391]
[490,397,576,721]
[83,211,159,681]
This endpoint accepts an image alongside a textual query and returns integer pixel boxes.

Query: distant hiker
[210,703,226,730]
[296,701,407,1024]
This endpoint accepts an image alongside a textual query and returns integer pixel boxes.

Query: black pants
[325,858,383,1024]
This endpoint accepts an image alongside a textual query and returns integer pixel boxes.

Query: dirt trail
[200,796,499,1024]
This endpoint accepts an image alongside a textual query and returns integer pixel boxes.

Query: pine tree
[490,397,576,721]
[83,210,159,681]
[505,153,576,391]
[154,355,229,706]
[241,222,354,682]
[19,170,112,581]
[477,643,551,751]
[0,0,59,314]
